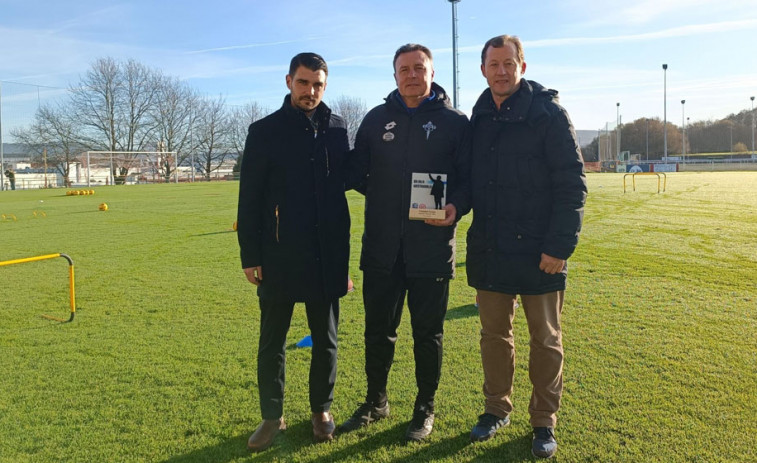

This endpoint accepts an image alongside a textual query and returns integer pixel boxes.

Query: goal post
[83,151,179,186]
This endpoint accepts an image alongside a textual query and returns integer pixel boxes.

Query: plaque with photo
[409,172,447,220]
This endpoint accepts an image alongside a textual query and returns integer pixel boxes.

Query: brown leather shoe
[312,411,335,442]
[247,418,286,452]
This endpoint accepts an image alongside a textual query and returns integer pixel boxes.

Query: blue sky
[1,0,756,133]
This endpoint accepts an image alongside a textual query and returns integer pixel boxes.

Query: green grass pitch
[1,172,755,462]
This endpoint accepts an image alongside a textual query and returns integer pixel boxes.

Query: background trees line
[11,57,368,182]
[581,111,756,162]
[15,56,752,171]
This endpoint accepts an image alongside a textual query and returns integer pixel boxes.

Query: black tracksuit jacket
[352,83,470,278]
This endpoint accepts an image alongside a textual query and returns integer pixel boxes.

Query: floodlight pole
[751,96,755,155]
[616,102,621,161]
[681,99,686,162]
[662,64,668,163]
[448,0,461,109]
[0,81,4,191]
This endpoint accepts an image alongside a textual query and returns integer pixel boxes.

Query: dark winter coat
[352,82,470,278]
[237,96,351,301]
[466,80,587,295]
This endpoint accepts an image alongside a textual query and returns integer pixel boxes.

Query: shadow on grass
[307,422,409,463]
[159,433,250,463]
[159,420,412,463]
[445,304,478,321]
[156,416,534,463]
[190,230,235,237]
[455,260,467,268]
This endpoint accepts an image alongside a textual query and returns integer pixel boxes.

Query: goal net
[80,151,179,186]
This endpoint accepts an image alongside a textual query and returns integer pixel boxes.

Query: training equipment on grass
[1,213,18,221]
[296,335,313,348]
[0,253,77,322]
[66,189,95,196]
[623,172,667,193]
[98,203,109,211]
[232,221,238,231]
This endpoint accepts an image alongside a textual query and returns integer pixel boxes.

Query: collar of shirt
[394,90,436,115]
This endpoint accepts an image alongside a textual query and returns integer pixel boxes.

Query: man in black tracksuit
[237,53,351,451]
[339,44,470,442]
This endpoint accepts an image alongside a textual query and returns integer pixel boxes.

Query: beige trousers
[477,289,564,427]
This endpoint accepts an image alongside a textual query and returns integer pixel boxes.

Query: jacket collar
[281,94,331,124]
[472,79,533,122]
[385,82,452,114]
[472,79,559,126]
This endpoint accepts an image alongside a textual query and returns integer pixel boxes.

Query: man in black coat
[339,44,470,442]
[466,36,587,459]
[237,52,351,451]
[4,169,15,190]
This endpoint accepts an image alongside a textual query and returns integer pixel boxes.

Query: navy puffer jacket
[466,80,586,295]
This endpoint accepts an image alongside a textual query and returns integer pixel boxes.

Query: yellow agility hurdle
[623,172,667,194]
[0,253,76,322]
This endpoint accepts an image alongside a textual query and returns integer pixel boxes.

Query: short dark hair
[481,35,524,66]
[393,44,433,70]
[289,52,328,77]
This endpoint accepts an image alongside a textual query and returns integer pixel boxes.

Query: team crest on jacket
[422,121,436,140]
[383,121,396,142]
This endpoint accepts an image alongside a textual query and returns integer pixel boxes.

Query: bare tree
[68,57,161,178]
[329,95,367,148]
[69,57,121,152]
[230,102,269,157]
[230,102,269,177]
[121,59,161,152]
[150,76,200,179]
[193,95,233,181]
[11,104,83,186]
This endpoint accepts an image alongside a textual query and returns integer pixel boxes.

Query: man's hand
[425,203,457,227]
[243,266,263,286]
[539,254,565,274]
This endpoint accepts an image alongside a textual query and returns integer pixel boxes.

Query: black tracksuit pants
[362,254,449,411]
[257,295,339,420]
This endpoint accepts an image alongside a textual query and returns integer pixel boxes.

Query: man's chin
[295,101,317,111]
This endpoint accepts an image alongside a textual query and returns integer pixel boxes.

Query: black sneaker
[405,405,434,442]
[338,401,390,433]
[470,413,510,442]
[532,426,557,459]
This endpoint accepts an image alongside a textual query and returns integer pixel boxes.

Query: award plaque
[409,172,447,220]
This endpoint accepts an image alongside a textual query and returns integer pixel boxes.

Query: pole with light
[448,0,461,109]
[616,102,621,161]
[751,96,755,156]
[0,81,4,191]
[662,64,668,163]
[681,99,686,162]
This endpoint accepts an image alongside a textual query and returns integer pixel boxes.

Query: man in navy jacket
[237,52,351,451]
[466,35,587,459]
